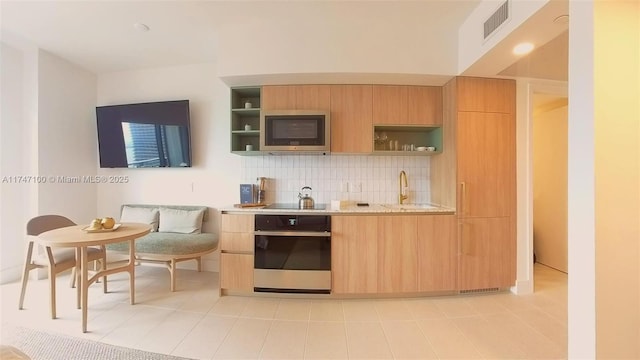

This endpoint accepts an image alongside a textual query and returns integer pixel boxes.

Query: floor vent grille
[460,287,500,294]
[484,0,510,39]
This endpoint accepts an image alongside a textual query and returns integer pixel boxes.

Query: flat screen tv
[96,100,192,168]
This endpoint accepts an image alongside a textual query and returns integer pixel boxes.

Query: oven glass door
[254,234,331,271]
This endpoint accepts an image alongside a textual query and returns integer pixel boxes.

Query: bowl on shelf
[416,146,428,151]
[426,146,436,152]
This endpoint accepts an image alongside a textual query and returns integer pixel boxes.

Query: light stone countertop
[220,203,455,215]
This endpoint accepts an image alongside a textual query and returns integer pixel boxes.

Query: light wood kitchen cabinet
[257,84,442,155]
[262,85,330,111]
[377,215,418,293]
[456,111,515,218]
[220,214,254,293]
[407,86,443,125]
[373,85,407,125]
[332,214,454,294]
[416,215,457,292]
[456,77,516,114]
[330,85,373,153]
[221,214,253,234]
[445,76,516,291]
[373,85,442,125]
[296,85,331,110]
[261,85,297,110]
[332,216,378,294]
[220,232,253,253]
[220,253,254,291]
[457,217,514,290]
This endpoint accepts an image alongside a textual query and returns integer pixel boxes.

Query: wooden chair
[18,215,107,319]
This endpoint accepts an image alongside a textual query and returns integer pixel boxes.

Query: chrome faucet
[399,170,408,204]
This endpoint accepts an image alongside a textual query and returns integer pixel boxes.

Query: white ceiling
[500,30,568,81]
[0,0,481,75]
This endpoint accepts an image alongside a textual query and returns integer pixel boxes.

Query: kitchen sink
[382,204,438,211]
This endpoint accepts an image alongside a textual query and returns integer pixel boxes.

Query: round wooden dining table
[37,222,151,333]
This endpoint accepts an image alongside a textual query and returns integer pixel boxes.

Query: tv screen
[96,100,192,168]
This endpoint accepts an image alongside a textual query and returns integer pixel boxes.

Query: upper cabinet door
[262,85,331,111]
[296,85,331,110]
[373,85,442,125]
[330,85,373,153]
[457,112,515,218]
[407,86,443,125]
[262,85,297,110]
[456,77,516,114]
[372,85,407,125]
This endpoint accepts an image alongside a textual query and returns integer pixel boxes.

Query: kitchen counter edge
[220,204,455,215]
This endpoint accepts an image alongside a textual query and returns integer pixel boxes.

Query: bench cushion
[120,206,160,232]
[158,207,205,234]
[107,232,218,256]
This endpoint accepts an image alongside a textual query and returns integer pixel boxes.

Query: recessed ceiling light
[133,23,150,32]
[554,15,569,24]
[513,42,534,56]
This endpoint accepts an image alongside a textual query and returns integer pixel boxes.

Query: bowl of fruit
[84,217,120,232]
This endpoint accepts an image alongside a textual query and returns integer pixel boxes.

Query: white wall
[567,1,596,357]
[36,50,98,224]
[0,42,98,283]
[533,103,567,272]
[514,78,567,295]
[592,1,639,357]
[0,42,28,283]
[216,2,463,84]
[96,63,238,272]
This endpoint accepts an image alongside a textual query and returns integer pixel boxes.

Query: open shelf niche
[231,86,262,154]
[373,125,442,155]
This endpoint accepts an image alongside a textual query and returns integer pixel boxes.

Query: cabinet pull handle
[457,221,463,255]
[460,182,467,215]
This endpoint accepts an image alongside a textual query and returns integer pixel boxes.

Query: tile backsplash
[240,155,430,205]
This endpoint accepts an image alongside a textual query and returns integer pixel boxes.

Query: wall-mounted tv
[96,100,192,168]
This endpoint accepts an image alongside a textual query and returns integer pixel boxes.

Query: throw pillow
[120,206,159,232]
[158,207,205,234]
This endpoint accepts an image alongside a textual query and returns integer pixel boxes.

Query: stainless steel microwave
[260,110,330,154]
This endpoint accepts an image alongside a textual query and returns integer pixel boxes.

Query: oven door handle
[254,230,331,237]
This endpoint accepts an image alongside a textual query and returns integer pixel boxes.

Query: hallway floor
[1,264,567,359]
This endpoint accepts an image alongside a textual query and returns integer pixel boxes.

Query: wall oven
[254,214,331,294]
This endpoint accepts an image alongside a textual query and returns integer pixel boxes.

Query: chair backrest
[27,215,76,236]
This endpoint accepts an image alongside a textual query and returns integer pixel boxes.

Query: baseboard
[0,265,23,285]
[510,278,534,295]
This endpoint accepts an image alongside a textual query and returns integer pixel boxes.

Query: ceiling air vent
[484,0,510,39]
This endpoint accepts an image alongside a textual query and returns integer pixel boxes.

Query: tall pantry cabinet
[435,77,517,291]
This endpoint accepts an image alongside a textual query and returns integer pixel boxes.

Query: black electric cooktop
[263,203,327,210]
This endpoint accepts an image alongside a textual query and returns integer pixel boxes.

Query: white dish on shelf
[82,223,122,233]
[416,146,428,151]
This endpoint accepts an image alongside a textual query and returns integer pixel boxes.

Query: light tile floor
[0,264,567,359]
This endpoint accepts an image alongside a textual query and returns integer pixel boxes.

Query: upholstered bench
[107,204,218,291]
